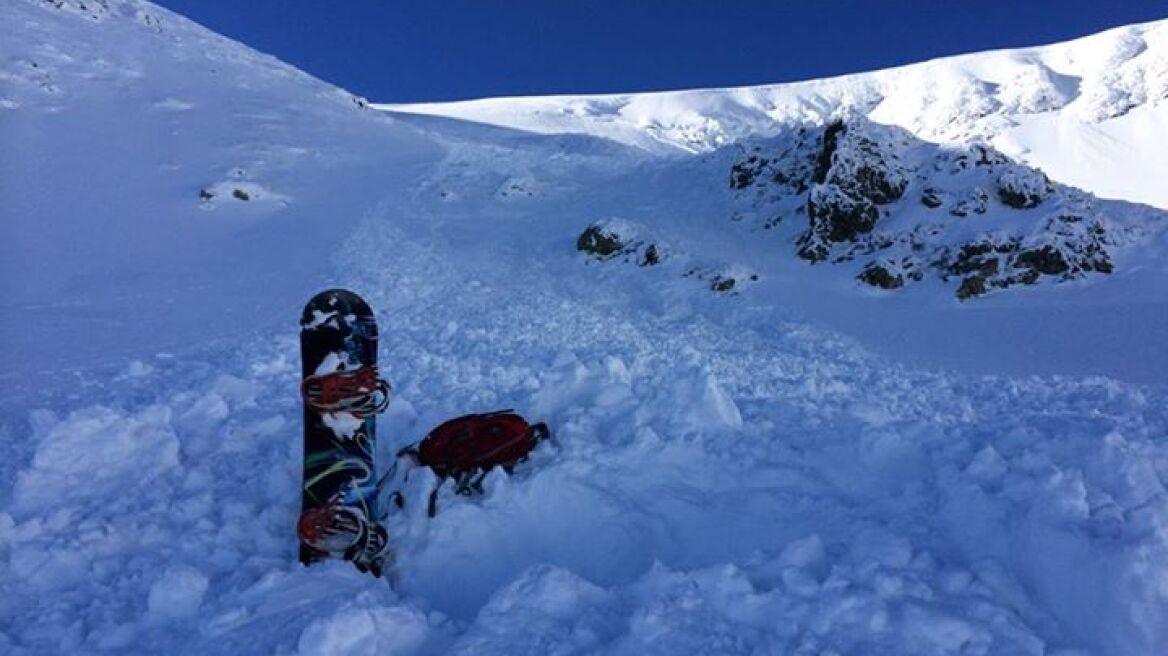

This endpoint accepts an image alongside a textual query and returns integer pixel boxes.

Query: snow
[15,405,179,511]
[382,18,1168,209]
[3,1,1168,655]
[148,565,210,621]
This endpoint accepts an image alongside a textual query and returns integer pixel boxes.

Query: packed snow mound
[382,19,1168,208]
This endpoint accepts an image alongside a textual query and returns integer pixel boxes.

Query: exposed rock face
[858,263,903,290]
[728,127,819,196]
[932,214,1114,299]
[949,188,988,217]
[577,220,761,295]
[640,244,660,267]
[710,277,736,293]
[997,167,1053,209]
[577,220,664,268]
[727,116,1133,300]
[797,120,909,262]
[577,225,625,259]
[921,188,944,209]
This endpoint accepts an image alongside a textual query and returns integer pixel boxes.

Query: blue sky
[154,1,1166,103]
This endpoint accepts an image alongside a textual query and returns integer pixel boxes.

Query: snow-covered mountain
[3,2,1167,655]
[383,19,1168,209]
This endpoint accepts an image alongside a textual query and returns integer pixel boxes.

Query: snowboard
[297,289,391,576]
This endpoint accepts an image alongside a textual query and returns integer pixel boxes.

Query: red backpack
[389,410,550,515]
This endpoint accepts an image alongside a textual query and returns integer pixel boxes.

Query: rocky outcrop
[577,220,662,267]
[577,224,625,259]
[728,117,1128,300]
[796,120,909,262]
[931,214,1113,299]
[577,221,761,295]
[997,167,1053,209]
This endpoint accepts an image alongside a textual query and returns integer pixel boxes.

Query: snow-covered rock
[727,116,1161,299]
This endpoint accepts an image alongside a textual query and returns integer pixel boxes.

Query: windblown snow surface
[2,2,1168,655]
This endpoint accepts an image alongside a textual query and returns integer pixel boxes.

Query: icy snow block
[297,602,431,656]
[15,405,179,512]
[148,565,209,621]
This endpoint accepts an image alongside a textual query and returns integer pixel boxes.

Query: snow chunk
[670,369,743,433]
[778,535,829,596]
[148,565,209,621]
[297,601,431,656]
[14,405,179,512]
[965,445,1008,484]
[152,97,193,111]
[453,565,615,654]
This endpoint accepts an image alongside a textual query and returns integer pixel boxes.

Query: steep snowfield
[382,18,1168,209]
[3,2,1168,655]
[0,0,442,400]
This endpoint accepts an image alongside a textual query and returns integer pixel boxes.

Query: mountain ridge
[381,17,1168,208]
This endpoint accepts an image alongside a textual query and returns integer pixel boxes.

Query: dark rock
[807,189,880,243]
[730,161,758,189]
[1017,269,1040,285]
[949,188,988,217]
[711,277,736,293]
[577,225,624,258]
[232,188,250,201]
[858,263,903,289]
[997,168,1052,209]
[956,276,987,300]
[813,120,846,184]
[199,188,214,201]
[798,119,910,261]
[950,243,1000,277]
[796,236,830,263]
[921,188,944,208]
[973,145,1009,168]
[640,244,660,267]
[847,162,906,205]
[1014,246,1069,275]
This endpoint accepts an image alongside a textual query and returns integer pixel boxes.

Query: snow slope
[3,2,1168,655]
[382,18,1168,210]
[0,0,443,400]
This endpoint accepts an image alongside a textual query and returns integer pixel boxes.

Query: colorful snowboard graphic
[298,289,391,576]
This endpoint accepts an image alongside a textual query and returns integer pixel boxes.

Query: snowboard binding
[297,493,391,576]
[301,366,391,417]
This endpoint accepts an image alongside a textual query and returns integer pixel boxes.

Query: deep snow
[2,2,1167,655]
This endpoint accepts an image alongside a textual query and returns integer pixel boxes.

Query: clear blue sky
[154,1,1166,103]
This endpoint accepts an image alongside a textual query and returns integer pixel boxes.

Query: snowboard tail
[298,289,390,575]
